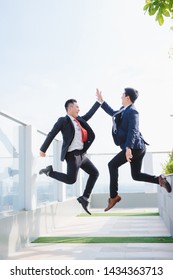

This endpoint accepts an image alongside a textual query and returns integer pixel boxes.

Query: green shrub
[162,150,173,174]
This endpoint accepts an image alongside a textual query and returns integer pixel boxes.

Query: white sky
[1,0,173,153]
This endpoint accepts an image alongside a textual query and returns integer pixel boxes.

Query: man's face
[121,93,131,106]
[68,102,80,118]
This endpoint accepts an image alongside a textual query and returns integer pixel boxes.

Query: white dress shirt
[68,115,84,152]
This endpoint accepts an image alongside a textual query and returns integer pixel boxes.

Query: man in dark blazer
[39,98,100,214]
[96,88,171,212]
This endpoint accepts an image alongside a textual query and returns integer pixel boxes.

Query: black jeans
[49,150,99,198]
[108,148,159,198]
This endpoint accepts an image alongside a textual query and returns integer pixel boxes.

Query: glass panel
[35,132,58,206]
[66,184,76,198]
[0,116,22,214]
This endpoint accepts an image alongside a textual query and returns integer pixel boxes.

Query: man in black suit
[96,88,171,212]
[39,98,100,215]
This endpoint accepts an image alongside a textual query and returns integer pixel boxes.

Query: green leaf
[143,3,150,11]
[162,9,170,16]
[158,14,164,25]
[149,5,159,15]
[156,11,164,25]
[168,0,173,10]
[145,0,152,4]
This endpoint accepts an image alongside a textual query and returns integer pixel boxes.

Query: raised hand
[96,88,103,103]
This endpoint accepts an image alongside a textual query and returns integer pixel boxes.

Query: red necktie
[74,119,88,142]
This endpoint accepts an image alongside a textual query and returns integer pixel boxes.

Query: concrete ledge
[0,198,80,259]
[90,192,158,208]
[157,174,173,237]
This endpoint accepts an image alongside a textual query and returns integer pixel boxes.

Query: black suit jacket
[40,101,100,161]
[101,101,148,150]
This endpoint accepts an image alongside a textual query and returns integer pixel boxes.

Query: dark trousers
[108,148,159,198]
[49,150,99,199]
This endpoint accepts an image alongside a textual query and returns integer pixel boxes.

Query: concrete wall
[90,192,158,208]
[157,174,173,237]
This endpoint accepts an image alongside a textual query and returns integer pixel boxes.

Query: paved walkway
[6,208,173,260]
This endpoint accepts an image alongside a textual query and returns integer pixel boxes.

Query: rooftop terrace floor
[6,208,173,260]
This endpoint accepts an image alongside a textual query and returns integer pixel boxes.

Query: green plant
[162,150,173,174]
[143,0,173,26]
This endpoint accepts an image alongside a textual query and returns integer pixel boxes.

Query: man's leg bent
[130,149,159,184]
[130,149,171,192]
[80,155,99,198]
[49,152,80,184]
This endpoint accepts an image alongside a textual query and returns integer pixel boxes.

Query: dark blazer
[101,101,147,150]
[40,101,100,161]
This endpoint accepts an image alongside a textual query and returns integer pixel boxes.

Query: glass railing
[0,110,78,215]
[34,131,58,206]
[0,112,25,214]
[35,133,77,203]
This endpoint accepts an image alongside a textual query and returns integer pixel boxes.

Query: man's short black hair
[124,88,139,103]
[64,99,77,111]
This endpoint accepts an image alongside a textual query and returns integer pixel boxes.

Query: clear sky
[1,0,173,153]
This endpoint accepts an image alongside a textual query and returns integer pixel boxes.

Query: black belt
[67,149,83,156]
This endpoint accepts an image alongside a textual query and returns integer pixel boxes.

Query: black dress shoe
[158,175,172,193]
[39,165,53,176]
[77,196,91,215]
